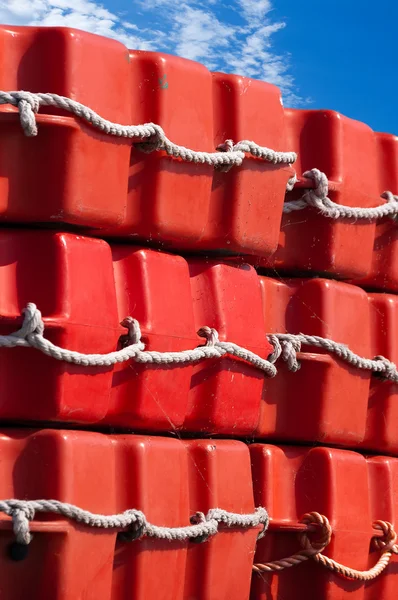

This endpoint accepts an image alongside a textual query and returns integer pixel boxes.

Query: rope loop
[284,168,398,220]
[134,123,166,153]
[267,334,301,372]
[299,512,332,555]
[119,316,143,346]
[12,91,40,137]
[381,191,398,220]
[253,514,397,582]
[10,503,36,545]
[373,520,398,553]
[197,326,219,347]
[373,355,397,380]
[15,303,44,339]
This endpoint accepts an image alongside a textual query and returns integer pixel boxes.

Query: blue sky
[0,0,396,134]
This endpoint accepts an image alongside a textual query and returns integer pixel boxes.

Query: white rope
[267,333,398,382]
[2,91,398,213]
[284,169,398,220]
[0,499,268,545]
[0,91,296,169]
[1,303,398,383]
[0,303,276,375]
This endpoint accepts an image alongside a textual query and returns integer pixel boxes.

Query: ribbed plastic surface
[250,444,398,600]
[0,430,258,600]
[1,231,398,452]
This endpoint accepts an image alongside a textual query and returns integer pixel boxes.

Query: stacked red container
[0,26,132,227]
[0,430,259,600]
[0,22,396,600]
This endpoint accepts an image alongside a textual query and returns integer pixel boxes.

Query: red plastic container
[4,232,398,452]
[362,293,398,453]
[110,252,273,434]
[354,132,398,292]
[0,230,120,423]
[0,234,274,433]
[204,73,293,255]
[114,50,214,246]
[0,429,117,600]
[0,430,258,600]
[0,30,295,256]
[250,444,398,600]
[186,260,272,434]
[262,109,381,279]
[109,246,198,431]
[182,439,259,600]
[97,52,293,257]
[0,25,132,227]
[257,277,372,445]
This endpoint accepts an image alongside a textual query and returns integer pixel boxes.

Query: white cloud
[0,0,157,49]
[0,0,308,106]
[172,7,234,68]
[238,0,273,21]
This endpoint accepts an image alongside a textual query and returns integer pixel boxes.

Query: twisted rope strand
[0,304,276,375]
[7,497,395,584]
[284,168,398,220]
[0,499,268,545]
[0,91,296,168]
[269,333,398,382]
[3,92,398,214]
[2,303,398,382]
[253,513,398,582]
[2,92,398,216]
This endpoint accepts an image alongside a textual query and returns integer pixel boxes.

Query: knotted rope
[284,168,398,220]
[0,303,276,375]
[0,499,268,546]
[253,512,398,582]
[268,332,398,382]
[1,303,398,383]
[0,91,296,169]
[3,92,397,212]
[6,497,396,585]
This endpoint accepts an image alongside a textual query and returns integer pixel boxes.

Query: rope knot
[373,520,397,553]
[299,512,332,556]
[118,511,147,542]
[11,502,36,545]
[216,139,234,153]
[13,92,40,137]
[10,303,45,343]
[119,316,143,347]
[215,139,237,172]
[381,191,398,220]
[190,511,206,525]
[189,511,210,544]
[268,334,301,372]
[281,338,302,372]
[373,355,398,381]
[300,169,339,216]
[267,334,282,363]
[197,326,219,347]
[303,168,329,199]
[134,123,165,153]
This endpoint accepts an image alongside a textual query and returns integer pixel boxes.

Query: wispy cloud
[172,7,234,69]
[238,0,273,21]
[0,0,158,49]
[0,0,308,105]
